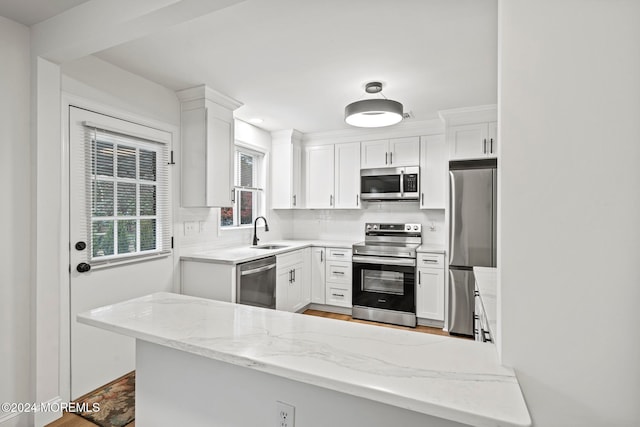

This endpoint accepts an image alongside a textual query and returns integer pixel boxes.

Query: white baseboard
[0,411,28,427]
[34,396,62,427]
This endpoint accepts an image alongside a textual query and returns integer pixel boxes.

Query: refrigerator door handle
[449,170,456,262]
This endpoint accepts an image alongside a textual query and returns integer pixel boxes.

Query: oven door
[352,255,416,313]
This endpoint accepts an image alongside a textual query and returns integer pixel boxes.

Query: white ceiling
[0,0,88,26]
[1,0,497,134]
[94,0,497,133]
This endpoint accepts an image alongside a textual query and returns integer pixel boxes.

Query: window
[87,126,171,261]
[221,146,265,227]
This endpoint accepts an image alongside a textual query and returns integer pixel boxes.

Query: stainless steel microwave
[360,166,419,201]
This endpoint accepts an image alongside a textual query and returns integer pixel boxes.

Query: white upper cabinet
[177,85,242,207]
[271,129,303,209]
[360,139,388,168]
[304,142,361,209]
[305,145,335,208]
[440,105,497,161]
[419,134,447,209]
[389,136,421,166]
[334,142,361,209]
[361,137,420,168]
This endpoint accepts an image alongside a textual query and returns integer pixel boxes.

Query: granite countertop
[181,239,356,265]
[78,292,530,427]
[473,267,497,341]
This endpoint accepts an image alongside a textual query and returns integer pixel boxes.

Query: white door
[305,145,335,208]
[69,107,174,399]
[388,136,420,166]
[360,139,388,168]
[334,142,361,209]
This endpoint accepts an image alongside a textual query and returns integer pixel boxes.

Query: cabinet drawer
[326,247,352,261]
[326,261,351,284]
[277,249,304,269]
[417,253,444,268]
[325,285,352,308]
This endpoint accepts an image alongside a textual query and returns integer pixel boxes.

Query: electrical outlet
[184,221,198,236]
[276,401,295,427]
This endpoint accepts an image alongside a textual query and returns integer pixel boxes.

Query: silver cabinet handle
[293,194,296,206]
[390,152,393,164]
[421,193,424,206]
[418,271,421,285]
[333,271,345,275]
[483,138,487,154]
[490,138,494,154]
[320,250,324,262]
[293,268,295,282]
[385,152,388,165]
[332,293,344,298]
[423,259,439,264]
[356,194,359,206]
[330,195,333,206]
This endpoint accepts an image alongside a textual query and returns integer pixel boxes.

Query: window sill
[219,224,265,232]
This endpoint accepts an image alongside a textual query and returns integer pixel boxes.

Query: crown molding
[301,118,444,145]
[438,104,497,126]
[176,84,243,110]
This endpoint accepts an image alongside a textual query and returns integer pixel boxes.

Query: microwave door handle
[400,170,404,197]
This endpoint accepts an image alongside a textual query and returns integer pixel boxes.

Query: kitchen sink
[253,244,289,250]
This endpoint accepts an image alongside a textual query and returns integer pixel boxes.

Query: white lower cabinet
[416,253,445,321]
[324,248,352,308]
[276,249,308,312]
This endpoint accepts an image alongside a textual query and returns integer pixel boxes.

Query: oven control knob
[373,224,378,230]
[366,225,371,230]
[406,225,411,231]
[413,225,419,231]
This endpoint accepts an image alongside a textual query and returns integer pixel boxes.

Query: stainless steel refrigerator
[448,159,497,336]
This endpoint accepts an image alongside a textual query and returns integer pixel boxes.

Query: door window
[361,269,405,295]
[85,126,171,262]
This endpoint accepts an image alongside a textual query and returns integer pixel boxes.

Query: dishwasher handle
[240,263,276,276]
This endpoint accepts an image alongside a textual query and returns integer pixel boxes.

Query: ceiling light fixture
[345,82,403,128]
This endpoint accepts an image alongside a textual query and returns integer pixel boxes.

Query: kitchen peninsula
[78,292,530,427]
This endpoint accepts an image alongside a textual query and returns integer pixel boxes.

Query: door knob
[75,241,87,251]
[76,262,91,273]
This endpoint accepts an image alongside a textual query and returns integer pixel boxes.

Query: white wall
[0,16,31,427]
[499,1,640,426]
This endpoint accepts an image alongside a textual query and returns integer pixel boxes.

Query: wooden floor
[46,309,455,427]
[302,309,453,336]
[46,412,134,427]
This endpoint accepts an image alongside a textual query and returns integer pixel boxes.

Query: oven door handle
[352,255,416,267]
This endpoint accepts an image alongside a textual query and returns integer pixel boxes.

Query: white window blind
[83,124,171,264]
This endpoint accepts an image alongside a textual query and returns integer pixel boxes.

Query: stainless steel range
[352,223,421,327]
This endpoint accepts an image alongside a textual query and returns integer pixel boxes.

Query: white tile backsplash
[286,202,445,244]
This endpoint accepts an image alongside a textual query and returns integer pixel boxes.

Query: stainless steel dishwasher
[236,256,277,309]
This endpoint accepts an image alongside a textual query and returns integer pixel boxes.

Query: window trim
[220,144,266,229]
[84,123,172,266]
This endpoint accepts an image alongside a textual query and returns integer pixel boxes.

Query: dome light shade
[345,99,403,127]
[344,82,403,128]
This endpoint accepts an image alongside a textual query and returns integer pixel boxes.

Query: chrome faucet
[252,216,269,246]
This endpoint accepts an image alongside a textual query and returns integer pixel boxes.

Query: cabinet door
[305,145,335,208]
[389,136,420,166]
[271,141,302,208]
[205,108,234,207]
[360,139,389,168]
[419,135,447,209]
[288,264,305,312]
[416,268,445,321]
[487,121,498,157]
[334,142,361,209]
[448,123,489,160]
[276,268,291,311]
[311,248,326,304]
